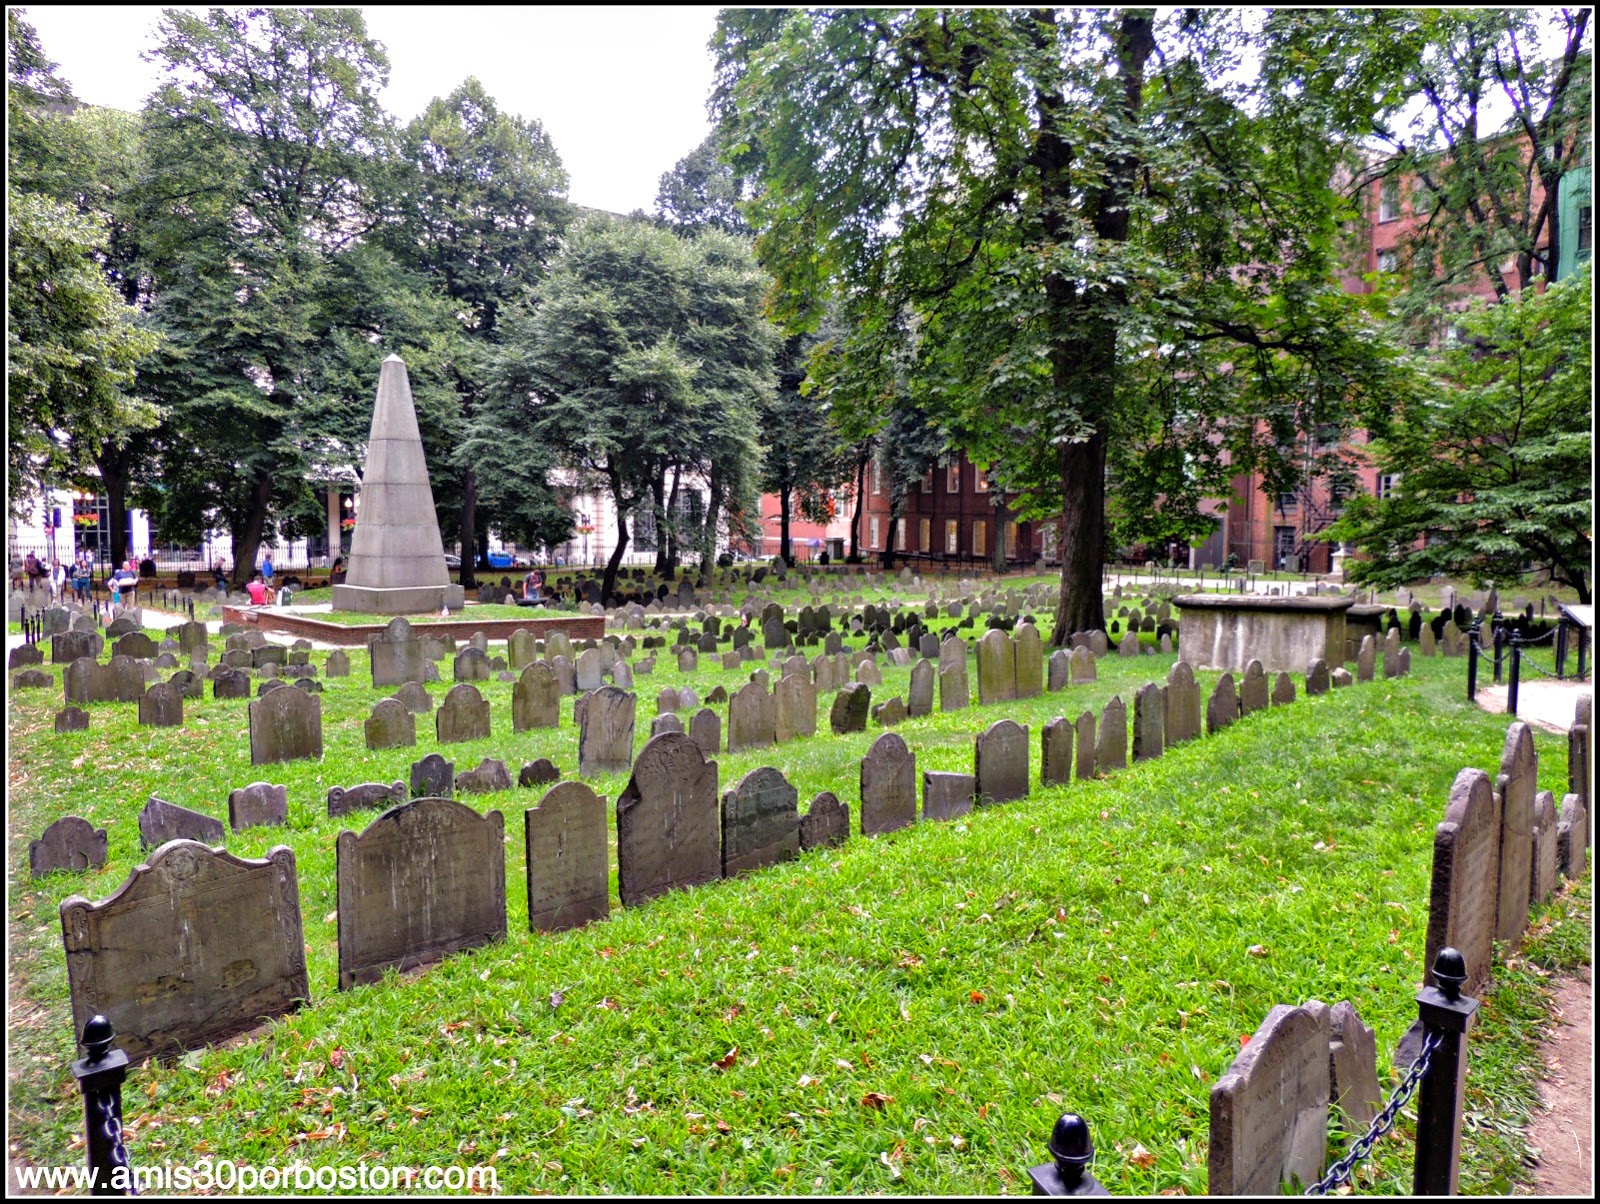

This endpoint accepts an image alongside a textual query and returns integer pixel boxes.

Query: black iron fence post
[1465,627,1480,701]
[1578,625,1589,682]
[1491,614,1505,684]
[1554,619,1569,680]
[1413,948,1480,1196]
[1507,633,1523,718]
[71,1014,134,1196]
[1028,1114,1111,1196]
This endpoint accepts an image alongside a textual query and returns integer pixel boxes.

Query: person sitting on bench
[518,567,546,606]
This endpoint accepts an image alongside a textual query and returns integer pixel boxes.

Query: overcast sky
[20,5,722,215]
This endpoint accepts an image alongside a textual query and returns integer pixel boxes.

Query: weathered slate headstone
[436,683,490,744]
[616,733,720,907]
[1075,711,1097,780]
[1208,1002,1330,1195]
[576,686,636,776]
[1069,644,1097,685]
[1270,671,1296,706]
[52,629,102,664]
[1014,623,1043,699]
[1382,627,1402,678]
[247,685,322,766]
[167,669,203,700]
[575,647,606,691]
[873,695,908,727]
[860,732,916,836]
[976,629,1017,705]
[1556,794,1586,879]
[498,752,551,789]
[773,672,818,743]
[512,662,560,733]
[1528,790,1559,906]
[64,655,144,705]
[525,781,609,932]
[975,719,1029,805]
[336,798,506,989]
[138,795,226,849]
[113,631,158,660]
[228,781,288,831]
[54,705,90,733]
[172,619,210,654]
[362,698,415,751]
[370,617,425,688]
[855,657,883,686]
[651,712,685,737]
[1132,682,1165,762]
[728,681,777,752]
[1097,696,1128,772]
[456,757,512,795]
[1041,717,1073,787]
[1419,624,1436,657]
[922,771,975,822]
[452,646,490,683]
[137,681,184,728]
[1422,768,1501,996]
[13,667,52,690]
[411,754,453,800]
[1494,722,1535,944]
[327,780,408,819]
[9,643,43,669]
[1206,673,1240,736]
[939,659,970,711]
[721,767,800,877]
[1328,1001,1382,1133]
[799,791,849,850]
[30,816,108,877]
[1571,696,1591,817]
[1356,635,1376,683]
[689,707,721,758]
[60,840,307,1060]
[209,666,249,700]
[830,682,870,734]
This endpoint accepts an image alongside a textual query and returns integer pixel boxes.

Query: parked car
[443,553,461,569]
[485,551,533,569]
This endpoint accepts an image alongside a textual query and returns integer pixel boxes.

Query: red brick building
[858,454,1051,569]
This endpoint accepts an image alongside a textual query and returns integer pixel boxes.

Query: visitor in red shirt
[245,574,269,606]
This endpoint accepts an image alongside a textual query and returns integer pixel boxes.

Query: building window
[972,519,986,557]
[633,506,657,553]
[1412,183,1433,216]
[974,464,990,493]
[1005,521,1019,558]
[1379,178,1400,222]
[871,463,882,495]
[868,515,880,549]
[1377,474,1401,500]
[921,468,933,494]
[1578,204,1592,256]
[919,517,931,552]
[895,517,907,551]
[1277,491,1298,512]
[946,462,961,493]
[1377,249,1398,273]
[944,519,959,554]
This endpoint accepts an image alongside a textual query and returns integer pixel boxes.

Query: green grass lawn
[5,629,1587,1194]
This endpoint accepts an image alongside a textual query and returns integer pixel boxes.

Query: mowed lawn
[5,624,1588,1194]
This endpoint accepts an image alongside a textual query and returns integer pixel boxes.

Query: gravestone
[939,660,970,712]
[228,782,288,831]
[576,647,606,691]
[906,659,936,718]
[513,663,560,733]
[410,754,453,801]
[64,656,144,705]
[54,706,90,733]
[1089,630,1109,658]
[507,630,536,670]
[1208,1002,1330,1195]
[1382,627,1402,678]
[1206,673,1240,736]
[9,643,43,670]
[248,687,322,765]
[52,629,102,664]
[1493,722,1535,945]
[327,780,408,819]
[519,758,561,788]
[1014,623,1043,698]
[323,649,350,677]
[364,698,417,751]
[1046,649,1070,692]
[1303,657,1331,697]
[799,792,849,850]
[113,631,158,660]
[137,682,184,728]
[1556,795,1586,879]
[721,767,801,877]
[60,840,307,1060]
[976,629,1017,704]
[453,647,490,683]
[1132,683,1165,762]
[1041,718,1073,787]
[1571,696,1591,816]
[336,798,506,989]
[30,816,108,877]
[651,712,685,737]
[775,673,817,742]
[1097,696,1127,773]
[1330,667,1353,688]
[1328,1001,1382,1133]
[830,683,871,734]
[1119,631,1140,657]
[13,668,52,690]
[855,658,883,686]
[616,733,720,907]
[1240,660,1268,715]
[370,618,426,687]
[922,771,976,822]
[1529,791,1559,906]
[1422,768,1501,996]
[1356,635,1376,683]
[1165,661,1202,744]
[678,648,699,674]
[689,708,721,758]
[860,732,916,836]
[728,681,777,752]
[436,683,490,744]
[525,781,609,932]
[1271,672,1296,706]
[167,669,203,700]
[975,719,1029,805]
[1074,711,1097,781]
[1419,624,1436,657]
[576,686,636,776]
[388,680,429,715]
[211,667,250,700]
[456,757,512,795]
[1070,645,1097,685]
[138,795,226,849]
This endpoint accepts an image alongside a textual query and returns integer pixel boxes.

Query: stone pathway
[1473,680,1592,735]
[1523,969,1593,1196]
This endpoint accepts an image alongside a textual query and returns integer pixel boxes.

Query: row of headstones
[1208,707,1590,1195]
[28,752,566,877]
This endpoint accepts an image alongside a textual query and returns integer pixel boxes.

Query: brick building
[857,454,1052,569]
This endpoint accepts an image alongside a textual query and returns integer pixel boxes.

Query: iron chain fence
[1304,1029,1443,1195]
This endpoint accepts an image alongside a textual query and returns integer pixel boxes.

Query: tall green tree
[1326,264,1592,603]
[654,131,753,237]
[379,76,572,585]
[493,217,772,600]
[714,9,1390,639]
[757,333,852,563]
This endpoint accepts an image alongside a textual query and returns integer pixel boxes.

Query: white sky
[18,5,722,215]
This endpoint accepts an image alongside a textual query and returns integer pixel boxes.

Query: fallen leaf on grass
[861,1092,893,1109]
[549,990,565,1009]
[1128,1143,1156,1168]
[712,1046,739,1071]
[1247,944,1268,957]
[969,990,985,1004]
[715,1119,731,1134]
[204,1069,233,1097]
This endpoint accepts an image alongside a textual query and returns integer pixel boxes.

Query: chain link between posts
[1304,1029,1443,1196]
[98,1094,138,1196]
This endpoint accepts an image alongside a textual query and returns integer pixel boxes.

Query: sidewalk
[1472,680,1593,735]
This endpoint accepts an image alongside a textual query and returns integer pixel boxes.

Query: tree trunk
[228,471,275,590]
[603,501,631,603]
[991,493,1008,575]
[1052,436,1109,641]
[779,483,793,563]
[651,473,669,575]
[700,468,724,570]
[664,465,682,577]
[95,449,130,572]
[849,454,867,559]
[459,468,479,589]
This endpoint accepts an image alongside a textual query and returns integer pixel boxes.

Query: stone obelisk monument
[331,355,452,614]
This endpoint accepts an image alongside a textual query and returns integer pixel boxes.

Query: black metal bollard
[1507,633,1522,717]
[1578,625,1589,683]
[1413,948,1480,1196]
[1465,628,1479,701]
[72,1014,134,1196]
[1491,615,1505,684]
[1028,1113,1111,1196]
[1554,620,1569,680]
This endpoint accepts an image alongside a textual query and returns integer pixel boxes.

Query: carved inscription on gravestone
[249,686,322,766]
[1209,1002,1330,1195]
[616,733,720,907]
[60,841,308,1059]
[1422,768,1501,996]
[336,798,506,989]
[577,686,636,776]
